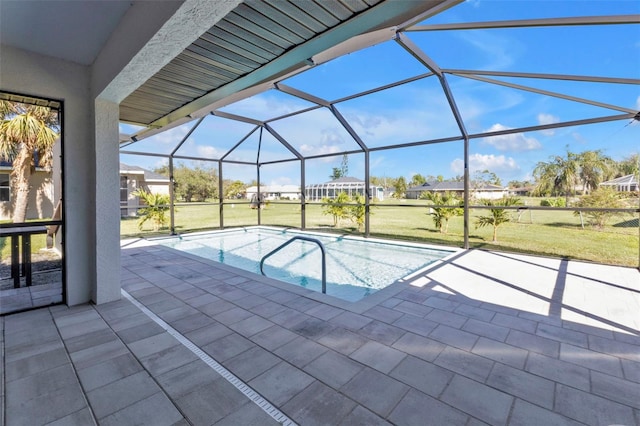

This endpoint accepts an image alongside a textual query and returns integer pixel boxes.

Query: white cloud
[482,123,541,151]
[537,113,560,136]
[450,153,519,175]
[149,125,190,145]
[195,145,224,159]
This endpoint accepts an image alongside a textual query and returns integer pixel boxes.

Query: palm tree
[533,147,579,204]
[133,189,170,231]
[422,191,463,234]
[0,101,59,223]
[577,150,612,194]
[475,196,522,242]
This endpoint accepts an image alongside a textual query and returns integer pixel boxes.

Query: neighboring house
[245,184,301,201]
[119,163,170,217]
[305,177,384,201]
[406,181,508,200]
[509,186,534,196]
[0,142,62,221]
[599,174,639,192]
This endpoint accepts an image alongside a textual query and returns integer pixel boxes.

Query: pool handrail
[259,236,327,294]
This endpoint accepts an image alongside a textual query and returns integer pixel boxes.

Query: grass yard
[120,198,640,268]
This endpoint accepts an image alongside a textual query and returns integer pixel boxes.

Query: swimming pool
[161,227,455,302]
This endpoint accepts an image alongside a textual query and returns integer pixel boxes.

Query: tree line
[154,163,247,202]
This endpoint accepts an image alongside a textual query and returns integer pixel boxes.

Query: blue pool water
[161,227,454,302]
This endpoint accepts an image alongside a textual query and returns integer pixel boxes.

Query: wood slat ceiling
[120,0,383,126]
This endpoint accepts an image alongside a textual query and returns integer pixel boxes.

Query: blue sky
[120,0,639,187]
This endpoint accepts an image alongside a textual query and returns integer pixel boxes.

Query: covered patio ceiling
[120,0,455,134]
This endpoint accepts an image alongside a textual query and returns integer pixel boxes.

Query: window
[0,173,9,201]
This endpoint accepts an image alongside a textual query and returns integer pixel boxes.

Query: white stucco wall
[1,45,95,305]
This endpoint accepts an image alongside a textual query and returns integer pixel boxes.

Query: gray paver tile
[362,305,404,324]
[392,332,446,362]
[6,363,79,403]
[454,303,496,322]
[434,346,494,382]
[269,308,311,329]
[46,407,96,426]
[389,388,469,426]
[282,380,356,426]
[212,306,254,325]
[317,327,368,355]
[274,336,328,368]
[425,309,468,328]
[394,300,433,317]
[429,325,478,351]
[76,352,143,392]
[491,312,537,333]
[537,322,588,348]
[63,327,119,353]
[57,317,110,340]
[175,380,248,425]
[555,384,636,426]
[214,401,281,425]
[224,346,281,382]
[589,334,640,363]
[138,340,198,375]
[525,352,590,391]
[156,360,220,399]
[422,295,461,311]
[486,363,555,409]
[228,314,274,337]
[127,332,179,359]
[338,406,391,426]
[5,382,87,426]
[304,350,364,390]
[99,392,183,426]
[289,317,336,340]
[183,321,232,347]
[201,333,254,362]
[250,324,299,351]
[590,370,640,409]
[622,359,640,383]
[249,362,315,406]
[358,320,405,345]
[462,318,509,342]
[471,337,529,368]
[350,340,406,374]
[249,300,288,318]
[116,320,166,344]
[87,371,159,419]
[506,329,560,358]
[509,399,582,426]
[5,346,69,382]
[440,375,513,426]
[560,343,623,377]
[329,311,373,331]
[392,314,438,337]
[170,312,216,334]
[389,355,454,398]
[340,367,409,417]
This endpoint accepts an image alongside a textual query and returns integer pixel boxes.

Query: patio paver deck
[2,242,639,425]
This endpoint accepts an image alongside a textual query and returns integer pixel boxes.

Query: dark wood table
[2,225,48,288]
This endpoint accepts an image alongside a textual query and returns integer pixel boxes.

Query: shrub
[540,198,566,207]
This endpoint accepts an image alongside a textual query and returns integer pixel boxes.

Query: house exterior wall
[2,45,95,305]
[0,169,55,221]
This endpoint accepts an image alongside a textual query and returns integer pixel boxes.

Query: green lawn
[120,198,640,268]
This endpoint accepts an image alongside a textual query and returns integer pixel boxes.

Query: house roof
[600,174,639,186]
[119,163,169,182]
